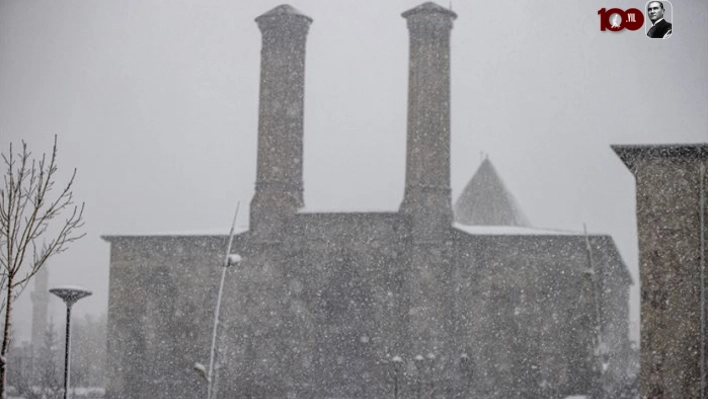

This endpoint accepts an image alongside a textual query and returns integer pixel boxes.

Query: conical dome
[454,157,531,227]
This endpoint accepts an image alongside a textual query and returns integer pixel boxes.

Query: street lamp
[205,252,241,399]
[391,355,403,399]
[426,353,436,397]
[49,286,92,399]
[459,352,473,395]
[414,355,424,399]
[195,202,242,399]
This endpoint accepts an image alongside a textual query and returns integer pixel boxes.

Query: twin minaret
[249,2,456,238]
[249,5,312,241]
[400,3,456,239]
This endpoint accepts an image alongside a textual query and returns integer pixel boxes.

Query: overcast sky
[1,0,706,342]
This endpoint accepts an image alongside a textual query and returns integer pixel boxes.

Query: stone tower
[613,143,708,398]
[30,266,49,350]
[399,2,458,359]
[399,2,456,241]
[249,5,311,242]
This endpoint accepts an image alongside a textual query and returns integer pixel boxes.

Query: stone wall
[104,223,631,398]
[614,144,708,399]
[453,231,631,398]
[103,234,245,399]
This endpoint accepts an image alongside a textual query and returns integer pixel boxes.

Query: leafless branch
[0,135,84,397]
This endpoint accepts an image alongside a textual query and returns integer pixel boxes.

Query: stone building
[103,3,632,398]
[613,144,708,399]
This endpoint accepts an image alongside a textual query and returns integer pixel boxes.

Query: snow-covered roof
[102,227,249,238]
[454,223,579,236]
[613,143,708,171]
[401,2,458,19]
[49,285,92,293]
[453,157,531,227]
[297,207,397,214]
[256,4,312,22]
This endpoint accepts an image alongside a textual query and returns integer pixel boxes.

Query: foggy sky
[1,0,706,342]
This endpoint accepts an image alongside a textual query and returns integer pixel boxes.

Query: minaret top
[402,2,457,20]
[256,4,313,24]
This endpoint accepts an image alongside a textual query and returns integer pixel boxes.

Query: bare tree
[0,136,84,398]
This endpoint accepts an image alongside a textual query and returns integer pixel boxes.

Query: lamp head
[49,286,92,306]
[226,253,243,267]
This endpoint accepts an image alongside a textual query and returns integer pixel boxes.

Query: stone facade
[103,235,237,399]
[103,225,631,398]
[614,144,708,399]
[103,3,633,398]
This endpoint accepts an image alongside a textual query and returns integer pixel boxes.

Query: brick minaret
[399,2,456,241]
[399,2,457,365]
[249,5,311,241]
[614,144,708,399]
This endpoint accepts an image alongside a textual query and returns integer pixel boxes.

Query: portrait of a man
[646,1,672,38]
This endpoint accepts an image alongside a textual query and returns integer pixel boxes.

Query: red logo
[598,8,645,31]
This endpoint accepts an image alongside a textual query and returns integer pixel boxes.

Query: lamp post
[459,352,472,396]
[426,353,436,397]
[49,286,92,399]
[194,202,241,399]
[206,252,241,399]
[391,355,403,399]
[414,355,424,399]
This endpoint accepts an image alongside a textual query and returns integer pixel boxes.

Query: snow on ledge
[453,223,580,236]
[297,207,398,214]
[49,285,92,293]
[103,227,249,237]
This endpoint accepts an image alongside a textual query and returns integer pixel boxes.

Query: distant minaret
[30,267,49,349]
